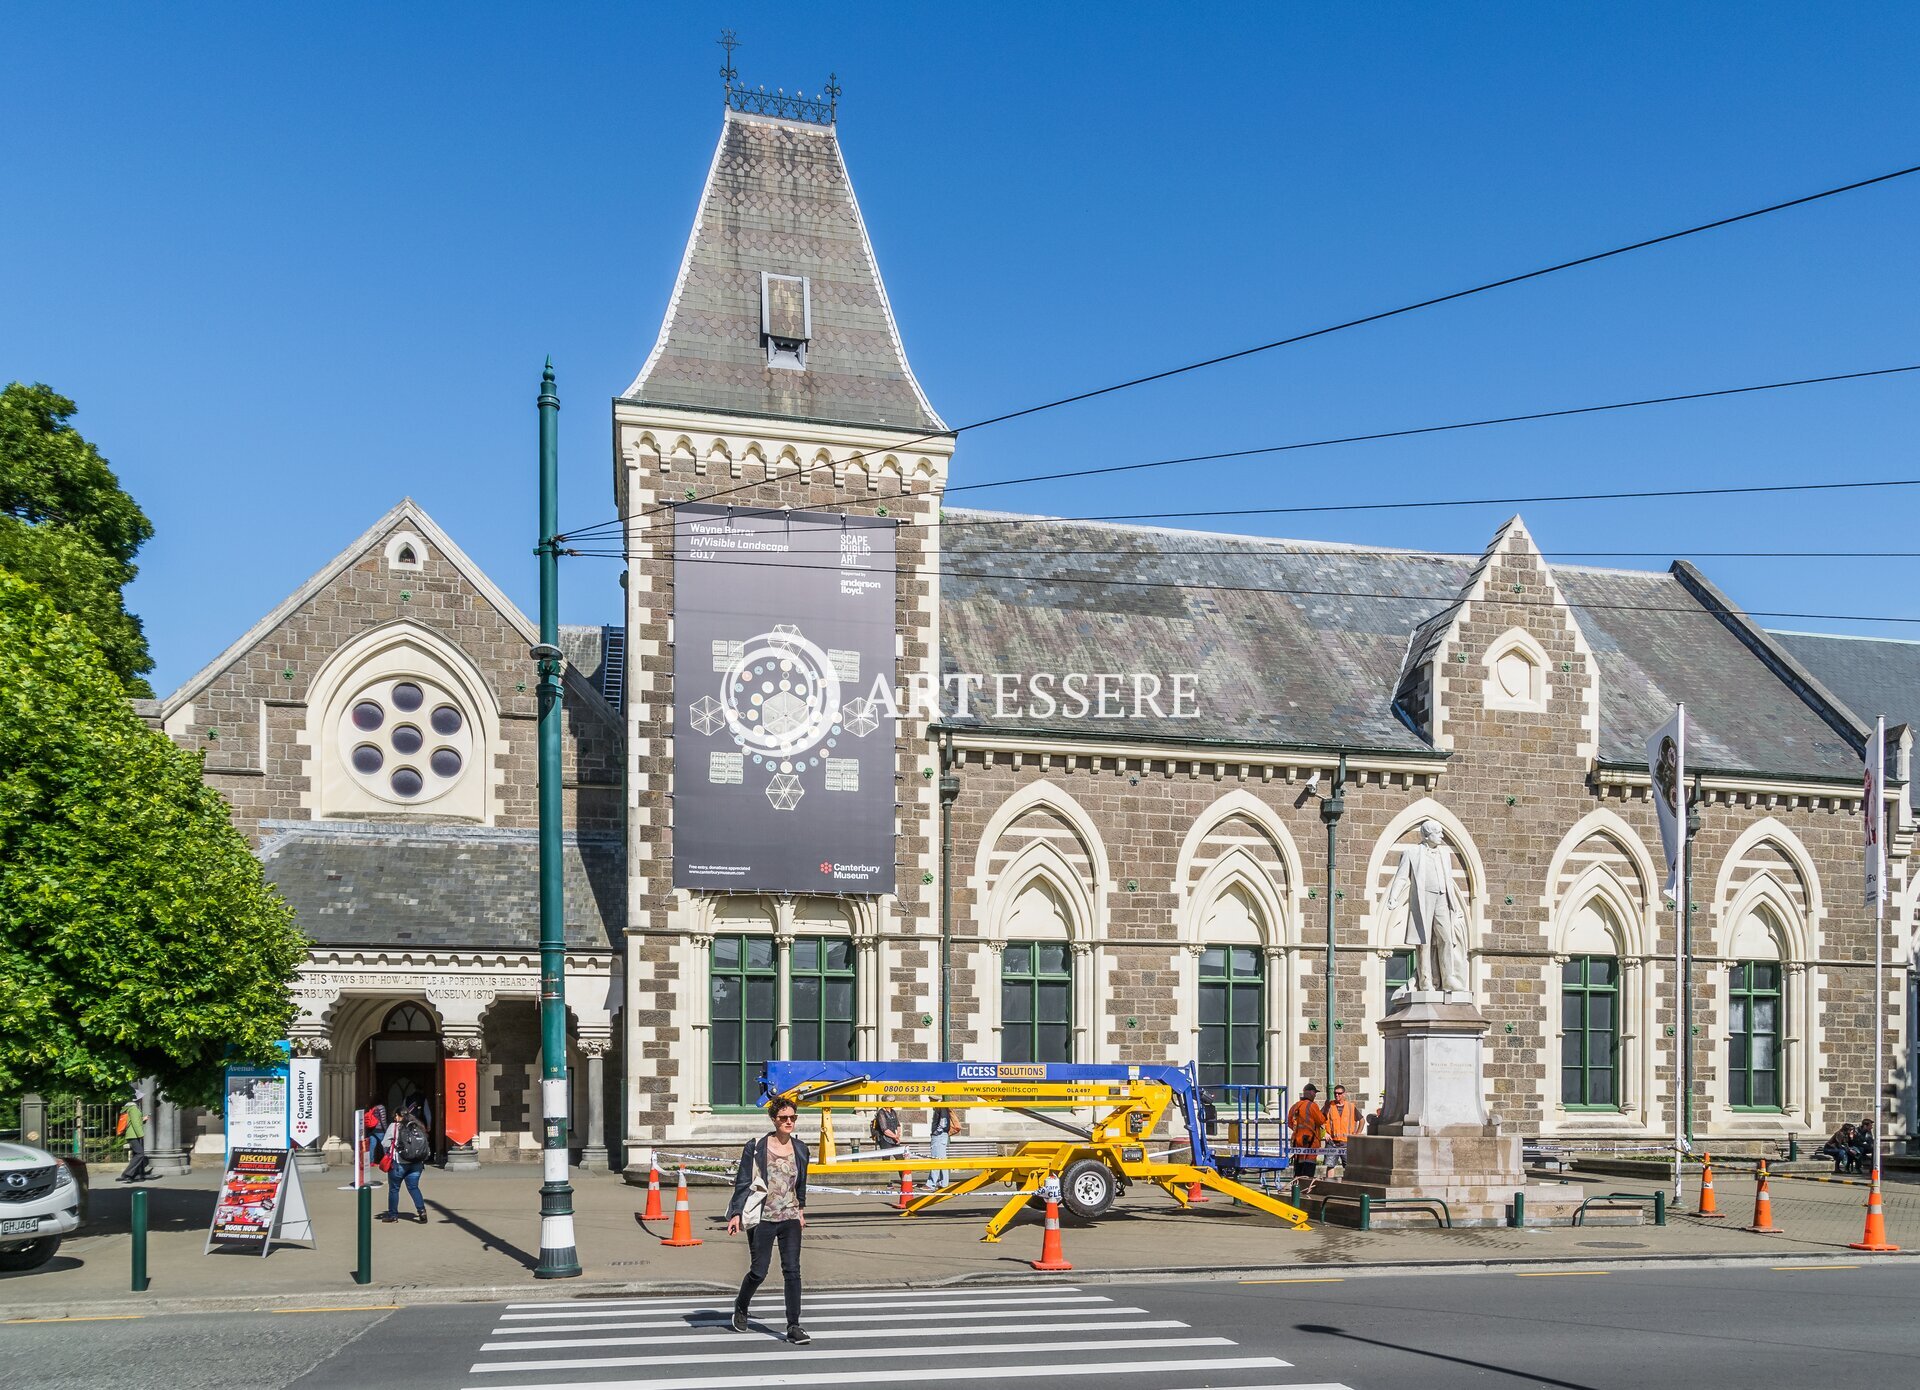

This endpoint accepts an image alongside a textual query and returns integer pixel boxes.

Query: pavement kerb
[7,1245,1911,1322]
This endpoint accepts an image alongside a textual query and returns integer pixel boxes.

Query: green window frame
[1729,960,1783,1111]
[1198,946,1265,1088]
[1385,949,1416,1008]
[710,935,777,1111]
[1561,955,1620,1108]
[790,937,858,1062]
[1002,941,1073,1063]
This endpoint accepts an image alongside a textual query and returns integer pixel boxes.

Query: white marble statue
[1383,820,1471,996]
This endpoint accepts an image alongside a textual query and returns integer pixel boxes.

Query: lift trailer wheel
[1059,1158,1117,1220]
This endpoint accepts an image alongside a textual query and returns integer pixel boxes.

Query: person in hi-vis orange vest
[1323,1085,1359,1168]
[1287,1083,1327,1178]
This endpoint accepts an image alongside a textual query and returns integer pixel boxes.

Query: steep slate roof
[938,509,1865,780]
[1556,568,1861,780]
[622,110,945,434]
[259,821,624,952]
[940,511,1470,752]
[1772,630,1920,737]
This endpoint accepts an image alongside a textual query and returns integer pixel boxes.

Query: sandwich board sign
[204,1147,314,1256]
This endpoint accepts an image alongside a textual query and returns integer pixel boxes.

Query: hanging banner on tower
[672,502,897,893]
[1646,705,1686,899]
[1865,714,1886,908]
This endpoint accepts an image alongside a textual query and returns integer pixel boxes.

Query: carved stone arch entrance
[356,1000,446,1161]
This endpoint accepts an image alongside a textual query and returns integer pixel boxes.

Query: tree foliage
[0,573,304,1108]
[0,383,156,694]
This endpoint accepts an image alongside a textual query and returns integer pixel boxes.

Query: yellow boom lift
[760,1060,1309,1242]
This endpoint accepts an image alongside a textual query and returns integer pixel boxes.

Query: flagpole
[1673,705,1687,1206]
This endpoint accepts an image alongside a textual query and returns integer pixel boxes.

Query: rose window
[339,676,474,804]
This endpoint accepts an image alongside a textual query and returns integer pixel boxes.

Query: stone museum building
[159,79,1917,1165]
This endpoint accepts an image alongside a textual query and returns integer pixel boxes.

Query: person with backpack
[869,1105,901,1153]
[115,1088,156,1183]
[379,1101,432,1223]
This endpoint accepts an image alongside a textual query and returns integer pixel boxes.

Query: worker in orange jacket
[1287,1083,1327,1178]
[1323,1084,1360,1171]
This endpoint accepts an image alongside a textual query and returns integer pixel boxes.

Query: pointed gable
[624,109,944,434]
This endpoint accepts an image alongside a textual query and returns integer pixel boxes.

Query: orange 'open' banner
[444,1057,478,1145]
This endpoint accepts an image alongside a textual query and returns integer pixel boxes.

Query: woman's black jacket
[724,1134,811,1220]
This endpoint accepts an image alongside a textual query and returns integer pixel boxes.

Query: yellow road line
[1241,1277,1347,1284]
[271,1305,401,1314]
[4,1314,144,1323]
[1772,1265,1858,1272]
[1515,1270,1609,1278]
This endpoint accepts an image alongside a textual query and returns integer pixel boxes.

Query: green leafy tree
[0,383,156,694]
[0,573,304,1108]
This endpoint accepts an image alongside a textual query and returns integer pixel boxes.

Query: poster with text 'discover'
[672,503,896,894]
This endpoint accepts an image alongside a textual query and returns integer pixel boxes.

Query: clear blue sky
[6,2,1917,696]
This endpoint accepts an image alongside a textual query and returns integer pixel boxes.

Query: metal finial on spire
[825,72,841,122]
[718,29,739,97]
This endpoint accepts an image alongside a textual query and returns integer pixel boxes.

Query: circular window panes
[338,675,475,806]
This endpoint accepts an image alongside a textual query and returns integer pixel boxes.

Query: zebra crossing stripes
[463,1284,1355,1390]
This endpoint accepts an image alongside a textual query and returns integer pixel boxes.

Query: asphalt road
[2,1261,1912,1389]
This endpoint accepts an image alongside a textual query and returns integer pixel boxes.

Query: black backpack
[396,1116,431,1163]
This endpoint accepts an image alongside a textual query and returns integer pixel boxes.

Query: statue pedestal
[1316,996,1602,1227]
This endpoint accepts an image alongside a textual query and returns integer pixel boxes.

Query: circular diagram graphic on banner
[720,628,842,762]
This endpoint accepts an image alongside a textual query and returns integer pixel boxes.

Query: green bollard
[354,1185,372,1285]
[1653,1189,1667,1227]
[1289,1179,1300,1207]
[1512,1191,1525,1228]
[1787,1132,1799,1162]
[130,1187,149,1292]
[1359,1192,1372,1231]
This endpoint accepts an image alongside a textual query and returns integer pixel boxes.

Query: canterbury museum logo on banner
[1865,714,1886,909]
[289,1056,321,1148]
[1646,705,1685,900]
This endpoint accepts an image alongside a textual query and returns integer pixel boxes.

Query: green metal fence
[4,1096,129,1162]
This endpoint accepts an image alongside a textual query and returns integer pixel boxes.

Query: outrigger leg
[982,1171,1047,1243]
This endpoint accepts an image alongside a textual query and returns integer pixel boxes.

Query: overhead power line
[591,473,1920,547]
[557,547,1920,628]
[580,359,1920,544]
[565,158,1920,539]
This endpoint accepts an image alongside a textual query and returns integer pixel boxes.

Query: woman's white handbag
[742,1144,768,1229]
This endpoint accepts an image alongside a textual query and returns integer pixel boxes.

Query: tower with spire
[613,50,955,1140]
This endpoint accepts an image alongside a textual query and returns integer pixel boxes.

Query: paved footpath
[2,1161,1914,1320]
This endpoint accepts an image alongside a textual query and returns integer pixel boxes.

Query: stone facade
[159,501,625,1163]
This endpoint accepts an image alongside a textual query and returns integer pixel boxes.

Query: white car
[0,1142,85,1272]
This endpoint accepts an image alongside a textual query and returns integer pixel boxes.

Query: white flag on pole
[1646,705,1686,899]
[1865,715,1886,908]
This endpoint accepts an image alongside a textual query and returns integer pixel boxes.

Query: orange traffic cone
[642,1156,665,1221]
[1745,1160,1783,1234]
[1848,1168,1900,1252]
[1695,1153,1724,1219]
[1031,1189,1073,1271]
[897,1169,915,1209]
[660,1167,703,1247]
[1187,1178,1210,1204]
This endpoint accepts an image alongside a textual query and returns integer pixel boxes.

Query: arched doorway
[357,1001,444,1159]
